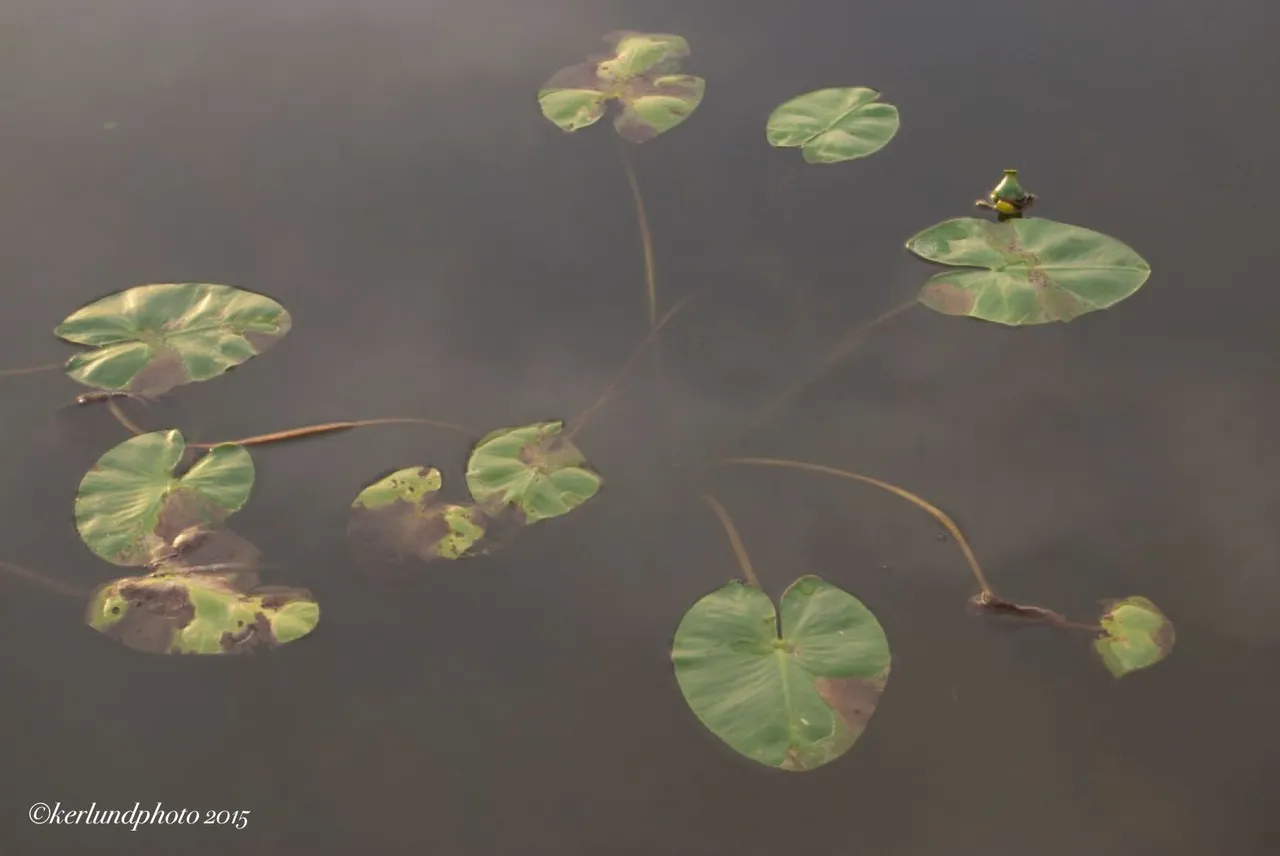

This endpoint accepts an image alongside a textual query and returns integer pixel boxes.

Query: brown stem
[718,456,992,594]
[0,361,62,378]
[190,417,475,449]
[616,137,657,330]
[107,398,148,436]
[0,558,89,598]
[730,298,918,451]
[700,493,761,588]
[566,292,698,440]
[969,591,1102,632]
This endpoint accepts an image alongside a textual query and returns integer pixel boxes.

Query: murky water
[2,0,1278,853]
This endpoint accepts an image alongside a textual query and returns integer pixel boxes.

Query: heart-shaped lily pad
[464,422,602,524]
[905,217,1152,325]
[75,430,254,567]
[1094,596,1175,678]
[671,575,890,771]
[55,282,292,396]
[348,466,489,565]
[538,31,705,143]
[86,569,318,655]
[766,87,900,164]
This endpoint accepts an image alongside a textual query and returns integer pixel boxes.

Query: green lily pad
[905,217,1152,325]
[464,422,602,524]
[538,31,705,142]
[75,430,254,567]
[86,570,318,655]
[766,87,900,164]
[1094,596,1175,678]
[55,282,292,396]
[671,575,890,771]
[348,466,489,564]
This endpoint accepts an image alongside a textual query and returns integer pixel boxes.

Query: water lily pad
[464,422,602,524]
[905,217,1151,325]
[671,575,890,771]
[766,87,900,164]
[75,430,254,567]
[348,466,489,565]
[538,31,705,142]
[55,283,292,396]
[1094,596,1174,678]
[86,570,318,655]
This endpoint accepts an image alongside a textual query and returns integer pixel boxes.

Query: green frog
[975,169,1035,220]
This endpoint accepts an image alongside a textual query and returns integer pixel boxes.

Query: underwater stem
[566,292,698,440]
[617,137,657,330]
[731,298,918,450]
[107,398,148,437]
[701,493,761,588]
[190,417,475,448]
[0,361,62,378]
[718,456,992,595]
[0,558,89,598]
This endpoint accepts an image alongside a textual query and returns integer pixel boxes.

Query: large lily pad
[905,217,1151,325]
[86,569,318,655]
[766,87,900,164]
[348,466,489,565]
[55,282,292,396]
[538,31,705,142]
[1094,596,1175,678]
[671,575,890,771]
[75,430,254,567]
[464,422,602,524]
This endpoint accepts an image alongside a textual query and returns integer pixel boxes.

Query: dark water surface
[2,0,1278,853]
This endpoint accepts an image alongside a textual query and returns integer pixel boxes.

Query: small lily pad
[464,422,602,524]
[671,575,890,771]
[1094,596,1174,678]
[75,430,254,567]
[86,570,318,655]
[538,31,705,142]
[55,283,292,396]
[348,466,489,565]
[766,87,900,164]
[905,217,1151,325]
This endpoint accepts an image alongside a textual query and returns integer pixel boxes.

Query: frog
[974,169,1035,220]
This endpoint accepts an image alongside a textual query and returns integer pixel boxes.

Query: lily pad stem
[0,558,89,598]
[700,493,761,588]
[617,136,657,330]
[189,417,475,448]
[717,456,991,594]
[0,361,62,377]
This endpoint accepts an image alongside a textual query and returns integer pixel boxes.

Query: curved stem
[0,361,62,378]
[730,298,918,450]
[616,137,657,329]
[566,292,698,440]
[718,456,991,595]
[700,493,761,588]
[107,398,148,436]
[0,558,89,598]
[190,417,475,449]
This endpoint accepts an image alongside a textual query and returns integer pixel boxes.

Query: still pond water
[2,0,1278,853]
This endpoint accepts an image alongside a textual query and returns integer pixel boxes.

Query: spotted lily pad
[1094,596,1174,678]
[538,31,705,142]
[86,569,318,655]
[671,575,890,771]
[55,282,291,396]
[905,217,1152,325]
[348,466,489,565]
[766,87,900,164]
[464,422,602,524]
[75,430,254,567]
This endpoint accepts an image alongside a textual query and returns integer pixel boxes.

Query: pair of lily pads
[76,430,318,654]
[347,421,603,567]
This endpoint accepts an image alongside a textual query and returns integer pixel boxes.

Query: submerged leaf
[1094,596,1174,678]
[464,422,601,524]
[347,466,489,565]
[85,571,318,655]
[671,576,890,771]
[766,87,900,164]
[55,282,291,396]
[538,31,704,142]
[75,431,254,567]
[905,217,1151,325]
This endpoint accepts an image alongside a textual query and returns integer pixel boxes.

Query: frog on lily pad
[975,169,1036,220]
